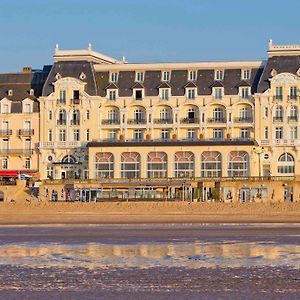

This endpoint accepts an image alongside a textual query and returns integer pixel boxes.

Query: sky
[0,0,299,72]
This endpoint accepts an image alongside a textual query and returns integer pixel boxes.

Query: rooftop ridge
[268,39,300,57]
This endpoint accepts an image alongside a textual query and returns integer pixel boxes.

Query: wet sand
[0,201,300,225]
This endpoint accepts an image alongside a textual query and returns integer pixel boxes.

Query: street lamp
[253,147,265,177]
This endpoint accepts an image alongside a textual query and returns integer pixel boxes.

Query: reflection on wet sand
[0,241,299,269]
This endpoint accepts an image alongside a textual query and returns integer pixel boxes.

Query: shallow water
[0,224,299,299]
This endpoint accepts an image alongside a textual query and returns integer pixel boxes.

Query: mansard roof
[131,82,144,89]
[238,80,252,87]
[210,81,224,88]
[42,61,98,96]
[184,81,197,88]
[157,82,171,88]
[257,55,300,93]
[105,82,118,89]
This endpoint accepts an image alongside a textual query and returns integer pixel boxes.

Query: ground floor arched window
[121,152,141,178]
[228,151,249,177]
[147,152,167,178]
[278,153,295,175]
[94,152,114,178]
[201,151,222,177]
[174,151,194,178]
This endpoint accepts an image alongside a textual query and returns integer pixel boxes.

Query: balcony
[127,119,146,125]
[234,117,253,123]
[70,119,80,126]
[273,95,283,101]
[0,129,12,136]
[18,129,34,136]
[57,120,67,126]
[101,119,120,125]
[56,99,66,105]
[273,116,283,122]
[180,118,199,124]
[288,116,298,122]
[207,118,227,123]
[39,141,86,149]
[71,98,80,105]
[153,118,173,124]
[288,95,298,101]
[0,149,33,155]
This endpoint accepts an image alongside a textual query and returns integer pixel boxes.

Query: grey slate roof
[257,56,300,93]
[42,61,98,96]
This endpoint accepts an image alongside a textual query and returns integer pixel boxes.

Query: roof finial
[55,44,59,52]
[88,43,92,51]
[269,39,273,48]
[122,56,126,63]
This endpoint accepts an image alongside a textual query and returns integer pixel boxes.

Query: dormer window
[160,88,170,100]
[162,71,170,82]
[188,70,197,81]
[108,89,117,101]
[110,72,118,83]
[240,87,251,99]
[8,90,13,96]
[186,88,196,100]
[134,89,143,100]
[1,104,9,114]
[23,103,32,113]
[213,87,223,99]
[242,69,250,80]
[29,89,34,96]
[135,72,144,82]
[215,70,223,81]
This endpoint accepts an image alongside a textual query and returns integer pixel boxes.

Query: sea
[0,224,299,299]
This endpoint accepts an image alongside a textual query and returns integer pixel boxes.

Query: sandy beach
[0,201,300,225]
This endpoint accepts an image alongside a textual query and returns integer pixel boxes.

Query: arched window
[62,155,76,164]
[147,152,167,178]
[121,152,141,178]
[58,109,67,125]
[94,152,114,178]
[228,151,249,177]
[174,151,194,178]
[239,107,251,119]
[201,151,222,177]
[108,109,118,121]
[213,107,225,120]
[134,109,144,120]
[278,153,294,175]
[160,108,170,120]
[72,109,80,125]
[275,105,283,118]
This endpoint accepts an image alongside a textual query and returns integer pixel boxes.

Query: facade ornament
[270,69,277,77]
[79,72,86,80]
[55,73,62,80]
[297,68,300,77]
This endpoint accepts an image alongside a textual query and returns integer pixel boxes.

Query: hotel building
[2,41,300,202]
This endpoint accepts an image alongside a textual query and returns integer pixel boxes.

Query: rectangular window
[25,158,31,169]
[241,87,250,99]
[86,129,90,141]
[107,130,117,141]
[48,130,52,142]
[290,86,297,100]
[275,86,283,100]
[109,90,117,101]
[215,70,223,80]
[161,89,169,100]
[2,104,9,114]
[133,130,143,141]
[162,71,170,81]
[275,127,283,139]
[134,90,143,100]
[59,90,66,104]
[47,166,54,179]
[291,126,298,140]
[188,70,197,81]
[240,128,250,140]
[2,158,8,169]
[59,129,66,142]
[24,103,31,113]
[264,127,268,139]
[213,128,224,140]
[110,72,118,83]
[73,129,80,141]
[214,88,223,99]
[187,88,196,100]
[187,129,196,140]
[264,107,268,118]
[160,129,170,140]
[242,69,250,80]
[73,90,80,100]
[135,72,144,82]
[86,110,90,120]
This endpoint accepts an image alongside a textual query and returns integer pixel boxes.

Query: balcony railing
[207,118,227,123]
[18,129,34,136]
[273,95,283,101]
[57,120,67,125]
[39,141,86,149]
[70,119,80,126]
[288,116,298,122]
[56,99,66,105]
[153,118,173,124]
[0,149,33,155]
[273,116,283,122]
[180,118,200,124]
[127,119,146,125]
[101,119,120,125]
[288,95,298,101]
[234,117,253,123]
[0,129,12,136]
[71,98,80,105]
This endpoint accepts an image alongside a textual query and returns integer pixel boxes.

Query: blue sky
[0,0,299,72]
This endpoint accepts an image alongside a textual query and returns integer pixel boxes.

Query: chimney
[22,67,32,73]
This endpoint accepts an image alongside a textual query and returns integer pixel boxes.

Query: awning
[0,170,35,177]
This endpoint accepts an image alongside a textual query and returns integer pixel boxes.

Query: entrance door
[240,188,250,203]
[284,187,293,203]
